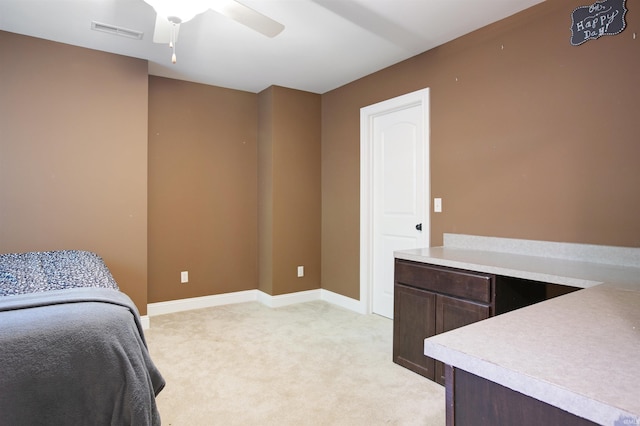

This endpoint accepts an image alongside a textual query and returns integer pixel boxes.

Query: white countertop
[395,235,640,426]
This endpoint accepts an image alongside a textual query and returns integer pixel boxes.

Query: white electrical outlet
[434,198,442,213]
[297,266,304,277]
[181,271,189,283]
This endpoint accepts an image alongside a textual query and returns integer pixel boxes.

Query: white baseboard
[147,289,258,317]
[146,288,365,328]
[258,289,322,308]
[320,289,367,314]
[140,315,150,330]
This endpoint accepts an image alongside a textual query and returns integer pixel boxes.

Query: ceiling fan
[144,0,285,63]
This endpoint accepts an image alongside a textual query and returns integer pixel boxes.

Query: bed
[0,250,165,425]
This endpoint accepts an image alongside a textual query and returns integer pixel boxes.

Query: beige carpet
[145,301,445,426]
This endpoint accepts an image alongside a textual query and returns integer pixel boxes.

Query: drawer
[395,259,492,303]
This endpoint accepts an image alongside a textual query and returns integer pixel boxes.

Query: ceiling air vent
[91,21,144,40]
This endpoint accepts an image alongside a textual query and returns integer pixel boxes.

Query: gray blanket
[0,287,165,425]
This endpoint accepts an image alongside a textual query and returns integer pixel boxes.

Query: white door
[360,89,429,319]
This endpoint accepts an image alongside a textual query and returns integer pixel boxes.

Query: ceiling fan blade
[152,14,180,44]
[209,1,285,38]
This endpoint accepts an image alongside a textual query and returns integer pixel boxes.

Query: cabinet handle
[415,223,422,231]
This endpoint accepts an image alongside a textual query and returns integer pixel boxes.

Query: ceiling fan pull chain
[170,23,177,64]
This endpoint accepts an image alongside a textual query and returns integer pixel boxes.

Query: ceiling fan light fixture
[146,0,284,64]
[143,0,210,24]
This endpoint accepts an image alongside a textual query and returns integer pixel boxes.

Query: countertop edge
[423,338,635,425]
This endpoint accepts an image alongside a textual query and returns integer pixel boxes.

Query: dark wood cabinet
[393,259,553,383]
[393,284,436,379]
[446,365,598,426]
[393,259,494,384]
[436,294,490,334]
[434,295,490,384]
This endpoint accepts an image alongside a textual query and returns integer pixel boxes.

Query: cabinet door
[434,295,490,384]
[393,284,436,380]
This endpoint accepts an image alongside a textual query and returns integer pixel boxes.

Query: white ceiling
[0,0,544,94]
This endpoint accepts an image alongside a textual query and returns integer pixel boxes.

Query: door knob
[415,223,422,231]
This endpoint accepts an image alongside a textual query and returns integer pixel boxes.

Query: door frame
[359,88,430,315]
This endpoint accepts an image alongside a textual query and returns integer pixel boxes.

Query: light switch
[434,198,442,213]
[181,271,189,283]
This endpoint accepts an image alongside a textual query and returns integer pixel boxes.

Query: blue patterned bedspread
[0,250,119,296]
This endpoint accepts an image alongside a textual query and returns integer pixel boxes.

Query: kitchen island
[395,234,640,426]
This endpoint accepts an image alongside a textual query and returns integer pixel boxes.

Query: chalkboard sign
[570,0,627,46]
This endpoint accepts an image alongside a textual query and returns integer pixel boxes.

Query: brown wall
[0,31,149,313]
[321,0,640,300]
[1,33,321,307]
[148,77,258,302]
[4,0,638,308]
[258,86,321,295]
